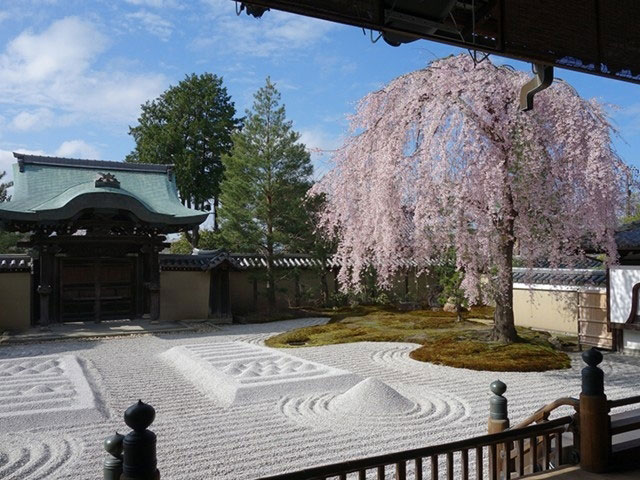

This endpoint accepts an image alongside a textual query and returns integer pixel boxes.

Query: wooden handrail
[608,395,640,409]
[257,416,572,480]
[512,397,579,429]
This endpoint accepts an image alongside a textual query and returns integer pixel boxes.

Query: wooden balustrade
[512,397,579,430]
[256,416,573,480]
[608,395,640,409]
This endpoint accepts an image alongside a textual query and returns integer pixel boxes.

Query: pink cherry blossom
[312,55,625,342]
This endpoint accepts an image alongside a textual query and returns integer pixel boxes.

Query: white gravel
[0,317,639,480]
[161,341,360,406]
[0,354,104,431]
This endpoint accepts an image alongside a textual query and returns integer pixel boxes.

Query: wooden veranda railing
[101,348,640,480]
[257,415,573,480]
[608,394,640,464]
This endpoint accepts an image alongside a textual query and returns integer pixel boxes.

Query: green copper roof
[0,153,208,230]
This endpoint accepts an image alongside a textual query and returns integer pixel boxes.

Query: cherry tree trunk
[320,271,329,306]
[491,237,518,343]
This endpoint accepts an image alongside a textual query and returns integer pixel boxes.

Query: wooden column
[94,259,101,323]
[252,277,258,311]
[221,269,230,317]
[294,271,301,307]
[579,348,609,473]
[148,245,160,322]
[209,269,219,317]
[37,244,53,328]
[135,253,144,318]
[142,243,161,322]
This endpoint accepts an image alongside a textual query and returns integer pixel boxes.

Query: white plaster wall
[609,266,640,324]
[623,330,640,353]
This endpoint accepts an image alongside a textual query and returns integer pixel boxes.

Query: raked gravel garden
[2,317,640,480]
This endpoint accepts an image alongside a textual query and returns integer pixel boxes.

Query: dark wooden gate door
[59,258,136,321]
[209,269,231,318]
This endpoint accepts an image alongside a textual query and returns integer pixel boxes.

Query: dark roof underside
[243,0,640,85]
[615,221,640,251]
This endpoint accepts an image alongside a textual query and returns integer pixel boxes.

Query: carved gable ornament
[95,172,120,189]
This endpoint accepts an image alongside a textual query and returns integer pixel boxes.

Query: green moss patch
[409,335,571,372]
[265,305,571,372]
[265,306,487,348]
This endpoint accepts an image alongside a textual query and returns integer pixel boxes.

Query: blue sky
[1,0,639,185]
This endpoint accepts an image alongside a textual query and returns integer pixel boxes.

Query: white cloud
[619,102,640,134]
[0,147,46,186]
[299,127,341,152]
[54,140,100,159]
[0,17,167,126]
[9,108,55,131]
[125,0,179,7]
[0,150,15,181]
[0,140,100,185]
[298,127,343,180]
[195,8,335,57]
[126,10,173,41]
[3,17,107,82]
[199,0,229,13]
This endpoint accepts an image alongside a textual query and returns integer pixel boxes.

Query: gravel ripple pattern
[0,433,80,480]
[1,317,640,479]
[278,380,469,434]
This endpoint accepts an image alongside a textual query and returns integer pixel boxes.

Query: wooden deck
[530,465,640,479]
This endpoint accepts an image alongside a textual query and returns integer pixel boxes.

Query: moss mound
[409,336,571,372]
[265,305,571,372]
[264,306,486,348]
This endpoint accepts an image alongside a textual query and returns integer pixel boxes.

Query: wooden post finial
[488,380,509,433]
[103,432,124,480]
[579,348,609,473]
[120,400,160,480]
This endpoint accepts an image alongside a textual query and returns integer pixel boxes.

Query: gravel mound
[333,377,415,414]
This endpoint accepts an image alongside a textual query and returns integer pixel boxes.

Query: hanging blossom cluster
[312,54,625,302]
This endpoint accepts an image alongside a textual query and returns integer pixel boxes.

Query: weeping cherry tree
[313,54,625,343]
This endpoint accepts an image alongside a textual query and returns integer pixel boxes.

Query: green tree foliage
[299,193,337,305]
[0,170,25,253]
[0,170,11,202]
[219,78,313,313]
[168,234,193,254]
[0,231,24,254]
[126,73,241,247]
[435,249,468,323]
[621,165,640,225]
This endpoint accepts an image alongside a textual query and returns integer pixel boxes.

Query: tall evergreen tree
[0,170,11,202]
[126,73,241,247]
[219,78,313,313]
[0,170,24,254]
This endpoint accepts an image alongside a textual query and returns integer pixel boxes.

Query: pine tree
[0,170,11,202]
[219,78,313,314]
[0,170,24,254]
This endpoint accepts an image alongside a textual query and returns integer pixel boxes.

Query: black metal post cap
[104,432,124,458]
[582,347,603,367]
[124,400,156,432]
[490,380,507,396]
